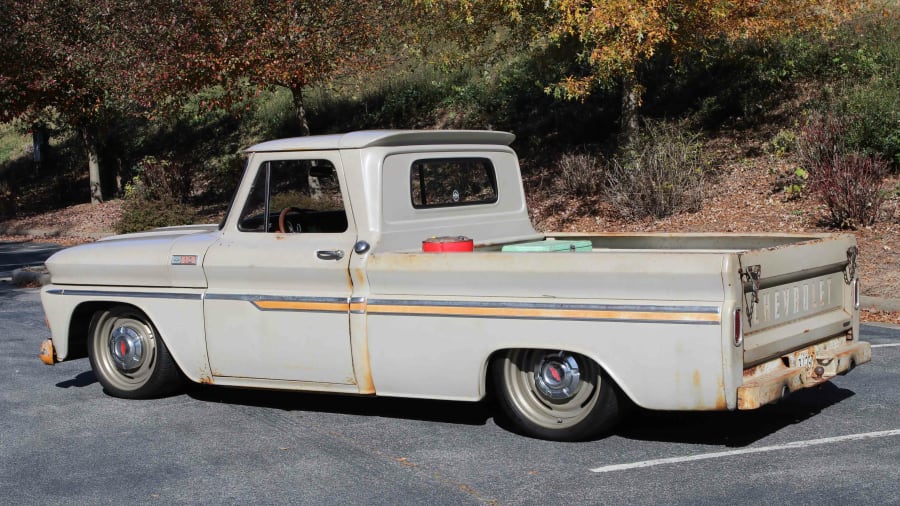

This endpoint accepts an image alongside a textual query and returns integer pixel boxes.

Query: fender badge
[171,255,198,266]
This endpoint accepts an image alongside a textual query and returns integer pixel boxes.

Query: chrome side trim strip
[367,299,719,314]
[365,299,721,325]
[205,293,348,304]
[45,289,202,300]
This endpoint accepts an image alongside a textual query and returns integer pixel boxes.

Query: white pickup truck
[39,130,871,441]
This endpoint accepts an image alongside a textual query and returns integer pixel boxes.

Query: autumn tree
[453,0,868,142]
[181,0,407,136]
[2,0,414,203]
[1,1,203,203]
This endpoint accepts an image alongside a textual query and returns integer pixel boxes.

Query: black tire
[88,305,184,399]
[492,349,623,441]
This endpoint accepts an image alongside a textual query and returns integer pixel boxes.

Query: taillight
[853,279,860,310]
[734,308,743,347]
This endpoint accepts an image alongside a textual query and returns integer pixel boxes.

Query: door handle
[316,249,345,261]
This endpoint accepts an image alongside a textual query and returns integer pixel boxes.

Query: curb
[0,227,112,240]
[861,296,900,313]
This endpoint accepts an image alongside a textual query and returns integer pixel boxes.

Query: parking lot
[2,281,898,505]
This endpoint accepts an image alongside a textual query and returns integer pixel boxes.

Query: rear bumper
[737,335,871,410]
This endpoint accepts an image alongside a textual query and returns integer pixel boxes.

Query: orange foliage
[455,0,869,99]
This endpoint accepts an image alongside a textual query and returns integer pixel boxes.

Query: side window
[238,159,348,233]
[410,158,498,209]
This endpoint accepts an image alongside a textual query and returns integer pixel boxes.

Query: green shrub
[116,195,197,234]
[0,122,29,164]
[605,122,705,219]
[839,76,900,168]
[798,10,900,169]
[769,129,797,157]
[772,167,809,200]
[250,88,298,139]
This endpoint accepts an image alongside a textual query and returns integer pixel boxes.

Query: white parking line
[871,343,900,348]
[590,429,900,473]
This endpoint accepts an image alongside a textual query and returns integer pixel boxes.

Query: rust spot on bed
[715,376,728,409]
[353,319,375,394]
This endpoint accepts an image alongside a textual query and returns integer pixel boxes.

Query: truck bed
[366,231,861,410]
[504,232,859,359]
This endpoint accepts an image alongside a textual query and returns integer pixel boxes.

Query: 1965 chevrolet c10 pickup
[39,130,871,440]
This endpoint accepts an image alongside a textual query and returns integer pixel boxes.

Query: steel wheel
[492,349,623,441]
[88,305,183,398]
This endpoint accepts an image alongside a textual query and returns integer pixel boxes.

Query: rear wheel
[88,305,184,398]
[492,349,623,441]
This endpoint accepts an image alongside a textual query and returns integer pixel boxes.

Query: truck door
[202,153,357,384]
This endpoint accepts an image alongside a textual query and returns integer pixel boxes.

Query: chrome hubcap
[109,325,145,371]
[533,352,581,401]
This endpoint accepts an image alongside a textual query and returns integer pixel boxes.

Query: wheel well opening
[485,347,632,441]
[67,302,136,360]
[483,349,509,398]
[483,347,629,403]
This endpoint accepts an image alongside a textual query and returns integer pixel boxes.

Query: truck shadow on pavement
[618,382,856,447]
[56,370,98,389]
[51,369,855,444]
[186,384,495,427]
[186,380,855,445]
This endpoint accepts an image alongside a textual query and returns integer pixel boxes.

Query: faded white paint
[40,130,868,411]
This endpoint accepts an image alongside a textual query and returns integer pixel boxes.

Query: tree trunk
[82,125,103,204]
[619,74,643,147]
[290,85,311,137]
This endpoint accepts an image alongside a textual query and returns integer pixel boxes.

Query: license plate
[795,350,814,369]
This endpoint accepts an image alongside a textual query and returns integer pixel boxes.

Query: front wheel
[492,349,624,441]
[88,305,184,399]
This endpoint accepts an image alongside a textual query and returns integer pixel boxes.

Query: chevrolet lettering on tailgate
[751,273,843,328]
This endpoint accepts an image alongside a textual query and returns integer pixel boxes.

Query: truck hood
[46,225,220,288]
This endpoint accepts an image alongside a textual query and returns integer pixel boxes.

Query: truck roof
[245,130,516,153]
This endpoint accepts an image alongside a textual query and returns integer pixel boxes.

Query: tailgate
[737,234,859,366]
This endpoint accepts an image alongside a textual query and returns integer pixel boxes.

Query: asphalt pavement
[0,241,60,278]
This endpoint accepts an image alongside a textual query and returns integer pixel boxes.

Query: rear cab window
[410,158,498,209]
